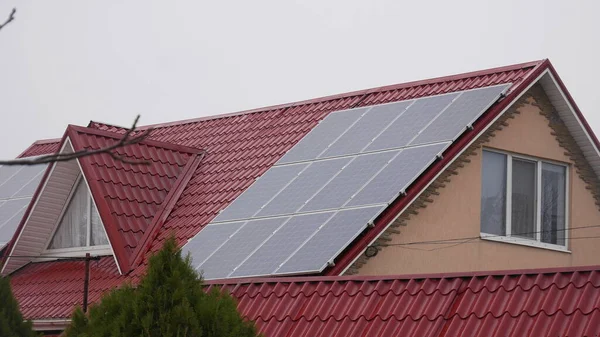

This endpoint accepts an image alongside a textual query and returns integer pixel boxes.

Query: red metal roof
[207,266,600,337]
[10,257,125,320]
[9,60,550,321]
[68,126,204,272]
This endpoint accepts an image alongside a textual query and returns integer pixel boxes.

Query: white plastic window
[48,179,109,249]
[480,149,568,247]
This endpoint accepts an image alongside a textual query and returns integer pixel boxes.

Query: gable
[2,128,204,275]
[47,178,108,250]
[353,82,600,275]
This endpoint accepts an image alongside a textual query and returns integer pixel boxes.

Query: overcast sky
[1,0,598,159]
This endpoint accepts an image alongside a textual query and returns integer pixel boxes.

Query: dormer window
[45,177,109,253]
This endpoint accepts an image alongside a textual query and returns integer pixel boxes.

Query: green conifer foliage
[0,276,40,337]
[64,237,259,337]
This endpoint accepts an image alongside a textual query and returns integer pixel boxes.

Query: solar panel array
[0,164,48,247]
[183,84,510,280]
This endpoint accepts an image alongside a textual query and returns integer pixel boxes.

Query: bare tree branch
[0,115,154,166]
[0,8,15,31]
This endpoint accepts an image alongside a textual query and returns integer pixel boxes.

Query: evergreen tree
[0,275,40,337]
[64,237,259,337]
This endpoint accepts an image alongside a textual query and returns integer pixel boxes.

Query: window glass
[48,179,107,249]
[49,180,88,249]
[511,159,536,239]
[541,163,566,245]
[90,202,108,246]
[481,151,506,235]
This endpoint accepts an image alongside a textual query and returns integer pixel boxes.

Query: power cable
[370,224,600,253]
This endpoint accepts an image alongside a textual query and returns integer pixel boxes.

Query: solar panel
[300,151,398,212]
[277,107,367,164]
[230,212,335,277]
[184,83,509,279]
[0,199,30,244]
[184,222,245,268]
[0,165,46,199]
[365,92,459,152]
[347,142,449,207]
[212,163,308,222]
[410,84,509,146]
[275,206,384,274]
[319,101,413,158]
[198,217,288,279]
[0,163,47,247]
[256,157,351,217]
[0,166,22,187]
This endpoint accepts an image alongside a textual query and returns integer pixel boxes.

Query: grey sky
[1,0,598,159]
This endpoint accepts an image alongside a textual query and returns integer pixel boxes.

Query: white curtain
[541,163,566,245]
[49,180,88,248]
[511,159,536,238]
[90,202,109,246]
[481,151,507,235]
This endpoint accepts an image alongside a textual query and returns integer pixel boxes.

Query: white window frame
[480,148,570,253]
[40,175,111,257]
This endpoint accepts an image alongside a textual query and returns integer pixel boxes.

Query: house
[1,59,599,335]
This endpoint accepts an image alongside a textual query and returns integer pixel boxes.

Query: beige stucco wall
[357,91,600,276]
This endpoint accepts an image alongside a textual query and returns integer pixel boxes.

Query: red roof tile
[206,266,600,337]
[11,257,126,320]
[9,60,546,321]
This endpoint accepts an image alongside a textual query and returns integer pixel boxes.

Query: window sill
[37,246,112,260]
[480,234,571,253]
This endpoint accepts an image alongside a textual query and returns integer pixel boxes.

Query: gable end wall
[350,84,600,275]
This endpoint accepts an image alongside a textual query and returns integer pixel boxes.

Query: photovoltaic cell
[0,199,30,244]
[300,151,398,212]
[185,222,245,268]
[0,166,22,187]
[230,212,335,277]
[183,83,510,280]
[0,165,46,199]
[0,164,47,247]
[410,84,509,145]
[212,163,308,222]
[365,93,459,152]
[347,142,449,207]
[257,157,351,217]
[276,206,384,274]
[13,169,46,198]
[319,101,412,158]
[199,217,287,279]
[278,107,367,164]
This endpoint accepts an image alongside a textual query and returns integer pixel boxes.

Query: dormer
[2,125,203,275]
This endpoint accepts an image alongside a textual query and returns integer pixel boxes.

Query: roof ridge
[133,60,544,131]
[68,125,205,155]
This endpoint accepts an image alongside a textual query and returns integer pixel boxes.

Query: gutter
[32,319,71,331]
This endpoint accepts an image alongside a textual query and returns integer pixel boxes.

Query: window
[47,178,109,250]
[481,149,567,248]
